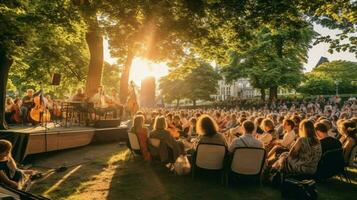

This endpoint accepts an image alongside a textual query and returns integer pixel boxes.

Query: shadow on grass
[107,156,357,200]
[28,144,127,200]
[107,158,280,200]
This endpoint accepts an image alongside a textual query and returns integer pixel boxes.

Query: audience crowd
[129,97,357,183]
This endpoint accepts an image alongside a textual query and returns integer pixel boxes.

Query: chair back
[315,148,344,179]
[128,132,140,150]
[348,145,357,167]
[149,138,161,148]
[231,147,266,175]
[195,143,226,170]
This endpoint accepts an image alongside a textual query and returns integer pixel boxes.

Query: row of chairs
[128,131,357,185]
[127,132,266,185]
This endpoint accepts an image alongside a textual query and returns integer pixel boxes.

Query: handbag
[173,155,191,176]
[282,178,318,200]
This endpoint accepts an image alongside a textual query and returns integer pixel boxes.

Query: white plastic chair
[128,132,141,157]
[229,147,266,185]
[192,143,227,184]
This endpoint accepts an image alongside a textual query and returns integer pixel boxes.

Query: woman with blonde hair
[339,120,357,164]
[272,119,322,175]
[149,116,185,162]
[130,115,151,161]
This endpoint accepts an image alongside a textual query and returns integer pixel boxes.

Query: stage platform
[0,124,128,163]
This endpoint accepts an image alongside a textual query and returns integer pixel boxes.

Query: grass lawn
[28,143,357,200]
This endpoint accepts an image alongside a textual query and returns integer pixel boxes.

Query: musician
[71,88,86,102]
[5,97,14,124]
[90,86,119,118]
[20,89,34,123]
[108,89,123,118]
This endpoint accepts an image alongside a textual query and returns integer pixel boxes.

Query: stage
[0,124,128,163]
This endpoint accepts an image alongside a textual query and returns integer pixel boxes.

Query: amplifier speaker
[93,119,121,128]
[51,73,61,85]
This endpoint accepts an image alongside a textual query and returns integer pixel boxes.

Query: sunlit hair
[0,140,12,157]
[197,114,219,137]
[261,118,274,131]
[154,116,167,130]
[299,119,319,145]
[243,120,255,134]
[132,115,144,132]
[341,120,357,138]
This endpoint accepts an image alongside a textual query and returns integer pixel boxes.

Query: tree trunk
[269,86,278,101]
[119,50,134,104]
[176,99,180,107]
[85,18,103,98]
[0,51,13,130]
[260,88,266,101]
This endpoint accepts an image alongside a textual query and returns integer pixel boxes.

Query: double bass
[30,94,51,123]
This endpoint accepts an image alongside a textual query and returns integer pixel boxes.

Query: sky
[104,24,357,85]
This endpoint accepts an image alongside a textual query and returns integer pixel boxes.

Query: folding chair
[314,148,345,181]
[127,132,141,158]
[229,147,266,185]
[192,143,227,185]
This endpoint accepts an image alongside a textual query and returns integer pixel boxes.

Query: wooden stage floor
[0,124,128,162]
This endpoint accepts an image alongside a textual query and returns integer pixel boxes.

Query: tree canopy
[298,60,357,95]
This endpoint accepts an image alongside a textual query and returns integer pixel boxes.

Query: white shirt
[278,130,295,148]
[257,133,273,146]
[229,134,264,152]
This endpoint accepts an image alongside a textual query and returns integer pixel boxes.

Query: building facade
[213,77,295,101]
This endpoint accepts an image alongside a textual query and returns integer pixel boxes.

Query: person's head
[283,119,295,132]
[254,117,264,128]
[26,89,34,97]
[197,114,219,137]
[6,97,13,105]
[45,94,51,100]
[242,120,255,135]
[319,119,332,131]
[132,115,144,131]
[173,115,181,124]
[314,122,328,139]
[299,119,319,145]
[0,140,12,159]
[340,120,357,138]
[97,85,103,93]
[154,116,167,130]
[261,119,274,132]
[189,117,197,127]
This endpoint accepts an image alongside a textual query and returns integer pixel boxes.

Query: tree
[102,0,208,103]
[73,0,104,97]
[102,62,121,92]
[182,62,220,106]
[298,60,357,95]
[160,58,219,107]
[0,0,85,129]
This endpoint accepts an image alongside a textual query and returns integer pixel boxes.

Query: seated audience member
[187,117,197,137]
[5,97,14,124]
[275,119,296,149]
[272,120,322,175]
[150,116,185,162]
[314,122,344,179]
[20,89,34,123]
[254,117,264,134]
[196,114,227,147]
[339,120,357,164]
[228,120,263,152]
[257,119,276,147]
[130,115,151,161]
[315,122,342,154]
[0,140,33,189]
[267,119,296,160]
